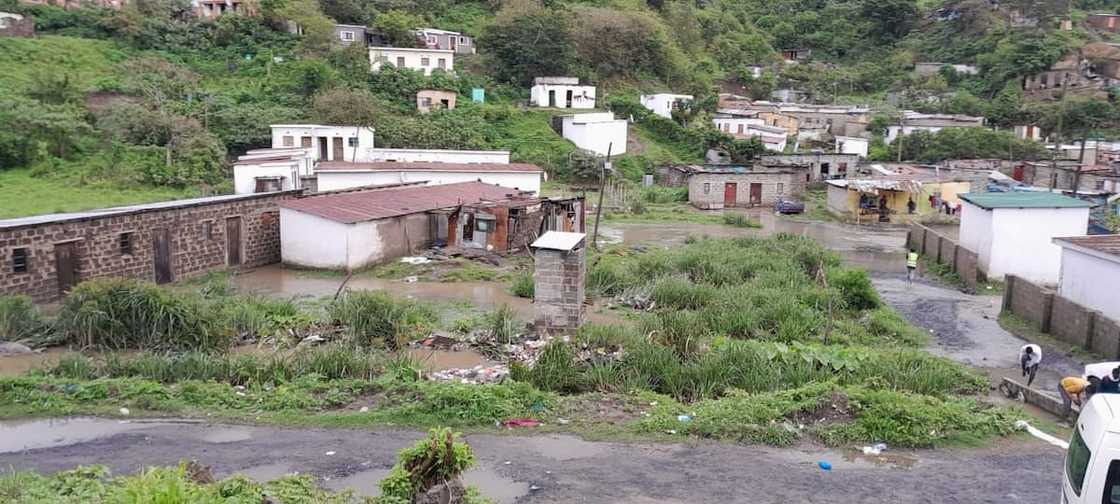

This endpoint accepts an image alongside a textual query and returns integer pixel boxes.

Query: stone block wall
[956,247,979,288]
[1002,274,1120,359]
[1051,296,1096,349]
[688,171,802,209]
[1005,275,1055,332]
[533,247,585,334]
[938,235,956,268]
[908,223,979,291]
[1,191,299,303]
[1093,317,1120,360]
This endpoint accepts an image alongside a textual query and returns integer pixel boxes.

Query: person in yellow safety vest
[906,249,919,283]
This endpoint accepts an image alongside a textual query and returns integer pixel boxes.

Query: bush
[377,428,476,504]
[511,341,586,394]
[0,295,51,343]
[827,269,880,310]
[509,272,534,299]
[328,290,437,349]
[639,186,688,203]
[55,278,228,352]
[721,213,761,228]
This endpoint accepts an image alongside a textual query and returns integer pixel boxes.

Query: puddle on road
[0,417,155,453]
[322,468,390,496]
[318,465,528,504]
[198,427,253,444]
[776,446,920,470]
[521,435,608,460]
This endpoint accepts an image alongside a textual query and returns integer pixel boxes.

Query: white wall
[1058,248,1120,320]
[713,116,764,136]
[835,136,869,157]
[984,207,1089,285]
[344,220,383,271]
[233,162,300,195]
[316,170,541,194]
[640,94,692,119]
[561,114,627,156]
[367,149,510,164]
[369,47,454,75]
[280,209,356,269]
[271,125,375,162]
[530,84,596,109]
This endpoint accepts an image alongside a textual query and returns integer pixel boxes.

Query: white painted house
[835,136,869,158]
[958,191,1092,285]
[561,112,627,157]
[1053,235,1120,321]
[369,47,454,75]
[314,161,543,194]
[530,77,596,109]
[366,148,510,164]
[640,93,693,119]
[271,125,375,162]
[232,148,315,194]
[714,113,787,152]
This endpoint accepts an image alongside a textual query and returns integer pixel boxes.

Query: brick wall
[1093,317,1120,360]
[1002,275,1120,360]
[0,192,299,303]
[1051,296,1096,348]
[688,171,802,209]
[909,223,979,291]
[533,246,585,334]
[1004,275,1055,332]
[956,247,979,288]
[938,235,956,267]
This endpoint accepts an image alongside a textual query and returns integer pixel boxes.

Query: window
[459,36,467,44]
[282,136,294,147]
[119,233,134,256]
[340,31,354,41]
[737,124,744,134]
[1066,428,1091,497]
[703,183,711,194]
[438,58,446,69]
[396,56,405,67]
[475,218,494,232]
[777,183,784,194]
[427,35,438,45]
[421,57,430,66]
[420,97,432,107]
[200,221,212,240]
[348,137,358,147]
[11,248,28,273]
[1103,460,1120,503]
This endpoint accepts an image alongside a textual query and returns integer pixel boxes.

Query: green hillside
[1,0,1119,217]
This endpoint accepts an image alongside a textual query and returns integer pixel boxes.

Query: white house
[530,77,596,109]
[232,148,315,194]
[369,47,454,75]
[958,191,1091,285]
[366,148,510,164]
[885,111,984,144]
[314,161,543,194]
[639,93,693,119]
[713,113,764,136]
[1014,124,1044,142]
[835,136,869,157]
[1053,235,1120,321]
[561,112,627,156]
[271,125,375,162]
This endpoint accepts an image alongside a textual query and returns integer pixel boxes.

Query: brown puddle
[773,445,920,470]
[320,465,528,504]
[406,347,492,371]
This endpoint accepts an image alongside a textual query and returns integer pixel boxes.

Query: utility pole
[1050,91,1068,191]
[1073,137,1087,195]
[591,143,612,250]
[896,120,905,162]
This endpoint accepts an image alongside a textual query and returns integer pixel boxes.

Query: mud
[406,347,492,371]
[0,417,1064,503]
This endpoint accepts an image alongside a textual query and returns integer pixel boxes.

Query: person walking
[1059,376,1090,419]
[1018,344,1041,386]
[906,249,919,283]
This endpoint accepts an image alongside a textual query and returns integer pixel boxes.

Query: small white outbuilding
[529,77,596,109]
[639,93,693,119]
[1053,235,1120,321]
[958,191,1091,285]
[561,112,627,156]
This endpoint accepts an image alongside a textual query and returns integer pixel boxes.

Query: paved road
[0,417,1064,503]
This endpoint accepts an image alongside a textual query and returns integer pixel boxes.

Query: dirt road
[0,417,1063,503]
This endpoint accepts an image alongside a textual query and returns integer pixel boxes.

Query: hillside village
[3,0,1120,501]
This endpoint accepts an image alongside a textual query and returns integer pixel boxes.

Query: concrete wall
[280,210,435,271]
[1058,247,1120,321]
[640,94,692,119]
[988,207,1088,285]
[2,192,297,303]
[367,149,510,164]
[561,114,627,156]
[280,208,354,270]
[689,172,801,209]
[907,223,980,290]
[534,246,585,334]
[1003,274,1120,359]
[315,170,541,195]
[370,47,454,75]
[760,153,858,181]
[234,162,301,195]
[529,84,596,109]
[271,126,374,162]
[369,213,434,266]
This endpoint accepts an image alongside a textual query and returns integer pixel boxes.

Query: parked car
[774,197,805,214]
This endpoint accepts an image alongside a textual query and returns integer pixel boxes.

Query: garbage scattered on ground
[556,418,570,425]
[529,485,542,492]
[817,461,832,471]
[677,415,692,423]
[118,407,130,416]
[501,418,542,428]
[503,461,511,465]
[404,276,419,283]
[400,257,431,265]
[861,443,888,455]
[359,406,369,413]
[429,364,509,384]
[665,429,677,435]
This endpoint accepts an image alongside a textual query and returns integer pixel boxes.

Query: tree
[372,10,424,48]
[478,6,575,85]
[569,7,688,83]
[860,0,917,43]
[311,88,380,126]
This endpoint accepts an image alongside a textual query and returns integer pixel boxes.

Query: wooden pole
[591,143,613,250]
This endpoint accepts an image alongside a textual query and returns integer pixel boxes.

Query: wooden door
[226,217,242,266]
[332,137,344,161]
[54,242,79,296]
[750,183,763,206]
[723,182,737,207]
[152,228,173,284]
[318,137,328,160]
[548,90,556,107]
[1012,165,1025,181]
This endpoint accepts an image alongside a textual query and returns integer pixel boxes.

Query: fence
[1002,275,1120,359]
[906,224,980,291]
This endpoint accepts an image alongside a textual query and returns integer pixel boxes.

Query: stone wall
[533,246,585,334]
[1002,274,1120,359]
[907,223,979,291]
[1,191,299,303]
[688,171,803,209]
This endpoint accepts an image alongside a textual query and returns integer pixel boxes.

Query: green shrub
[55,278,228,352]
[328,290,437,349]
[0,295,51,343]
[482,304,520,344]
[509,272,534,299]
[721,213,761,228]
[510,341,586,393]
[649,276,717,310]
[639,186,688,203]
[827,269,880,310]
[378,428,476,504]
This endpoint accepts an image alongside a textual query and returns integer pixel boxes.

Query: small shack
[416,89,457,113]
[959,191,1091,285]
[532,231,586,335]
[687,165,805,209]
[825,177,970,223]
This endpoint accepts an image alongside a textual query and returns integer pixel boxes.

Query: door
[332,137,344,161]
[448,35,456,51]
[226,217,242,266]
[723,182,737,207]
[318,137,328,160]
[749,183,763,206]
[548,90,556,107]
[820,163,830,177]
[566,90,573,108]
[54,242,79,296]
[152,228,173,284]
[1013,165,1025,181]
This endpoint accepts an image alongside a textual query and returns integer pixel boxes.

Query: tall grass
[0,295,50,343]
[328,290,437,349]
[483,304,520,344]
[55,278,229,352]
[509,272,534,299]
[721,213,761,228]
[639,186,688,203]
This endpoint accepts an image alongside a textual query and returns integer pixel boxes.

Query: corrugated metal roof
[1054,234,1120,258]
[531,231,585,251]
[959,192,1093,209]
[0,191,300,230]
[278,181,528,223]
[316,161,542,173]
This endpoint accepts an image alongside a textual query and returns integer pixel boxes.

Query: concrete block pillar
[531,232,586,335]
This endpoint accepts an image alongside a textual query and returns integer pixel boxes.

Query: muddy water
[406,347,491,371]
[772,445,920,470]
[0,417,193,453]
[321,466,528,503]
